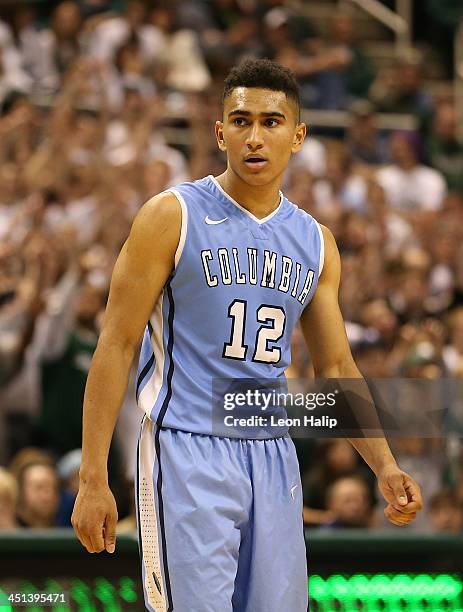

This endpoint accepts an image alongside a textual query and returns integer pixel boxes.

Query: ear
[291,122,307,154]
[215,121,226,152]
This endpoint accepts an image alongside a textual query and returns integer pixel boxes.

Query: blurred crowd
[0,0,463,534]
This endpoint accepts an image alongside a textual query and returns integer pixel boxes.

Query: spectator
[56,448,81,527]
[316,13,374,110]
[200,0,263,73]
[388,266,433,324]
[303,439,376,525]
[285,168,317,216]
[313,144,368,215]
[142,159,172,200]
[351,340,392,378]
[346,100,389,166]
[15,460,60,528]
[104,86,189,185]
[56,448,80,496]
[0,19,32,104]
[33,278,105,456]
[366,182,414,258]
[427,489,462,533]
[376,131,447,214]
[0,467,18,530]
[370,53,433,118]
[8,447,54,479]
[88,0,165,69]
[379,438,441,529]
[426,102,463,194]
[323,476,373,529]
[360,300,398,349]
[34,1,84,90]
[287,136,326,180]
[147,5,211,92]
[443,307,463,375]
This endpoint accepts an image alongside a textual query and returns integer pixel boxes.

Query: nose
[246,121,264,150]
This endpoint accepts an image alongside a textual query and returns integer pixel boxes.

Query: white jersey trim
[315,221,325,278]
[137,416,167,611]
[170,189,188,268]
[209,175,283,225]
[138,292,165,417]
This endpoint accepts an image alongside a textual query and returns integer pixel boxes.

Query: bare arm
[72,192,181,552]
[300,225,423,525]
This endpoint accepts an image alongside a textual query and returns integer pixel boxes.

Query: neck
[398,159,417,171]
[215,167,282,220]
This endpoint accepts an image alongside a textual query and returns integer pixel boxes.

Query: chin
[237,168,278,187]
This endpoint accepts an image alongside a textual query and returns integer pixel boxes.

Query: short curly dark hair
[222,59,300,117]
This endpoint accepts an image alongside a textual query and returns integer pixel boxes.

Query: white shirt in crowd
[376,164,447,212]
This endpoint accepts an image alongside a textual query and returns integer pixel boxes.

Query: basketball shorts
[135,414,308,612]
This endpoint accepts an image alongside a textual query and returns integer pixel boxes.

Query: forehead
[24,464,55,482]
[224,87,296,117]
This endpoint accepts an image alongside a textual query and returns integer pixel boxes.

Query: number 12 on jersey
[222,299,286,363]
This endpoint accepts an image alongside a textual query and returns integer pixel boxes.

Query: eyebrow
[228,110,286,120]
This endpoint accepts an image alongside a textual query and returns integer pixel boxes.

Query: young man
[72,59,423,611]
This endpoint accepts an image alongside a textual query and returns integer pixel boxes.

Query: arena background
[0,0,463,610]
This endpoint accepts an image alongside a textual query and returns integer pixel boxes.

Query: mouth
[243,156,268,171]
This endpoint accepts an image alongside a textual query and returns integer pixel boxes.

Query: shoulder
[417,165,446,185]
[376,165,399,180]
[128,191,182,264]
[318,224,341,283]
[0,20,12,44]
[134,190,181,230]
[165,176,215,212]
[319,224,339,258]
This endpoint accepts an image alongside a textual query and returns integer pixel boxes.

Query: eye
[265,118,279,127]
[233,117,247,126]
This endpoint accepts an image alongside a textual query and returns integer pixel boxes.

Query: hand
[377,464,423,527]
[71,480,118,553]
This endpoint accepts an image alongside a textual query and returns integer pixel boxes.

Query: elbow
[96,330,138,365]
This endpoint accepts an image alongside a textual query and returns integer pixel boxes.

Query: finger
[390,500,422,514]
[389,473,408,506]
[385,503,416,518]
[385,512,408,526]
[72,516,91,552]
[88,526,105,553]
[72,522,84,547]
[390,517,417,527]
[78,525,96,552]
[77,528,94,553]
[403,478,423,509]
[77,522,103,553]
[385,502,417,515]
[388,511,417,524]
[384,507,406,526]
[385,506,417,524]
[104,513,118,554]
[388,516,407,527]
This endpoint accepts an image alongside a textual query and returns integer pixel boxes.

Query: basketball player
[72,59,423,611]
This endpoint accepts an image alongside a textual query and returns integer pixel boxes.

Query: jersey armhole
[315,220,325,278]
[169,189,188,269]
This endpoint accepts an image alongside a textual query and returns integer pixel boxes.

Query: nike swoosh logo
[205,215,228,225]
[290,484,298,500]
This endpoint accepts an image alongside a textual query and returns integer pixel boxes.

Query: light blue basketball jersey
[136,175,324,438]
